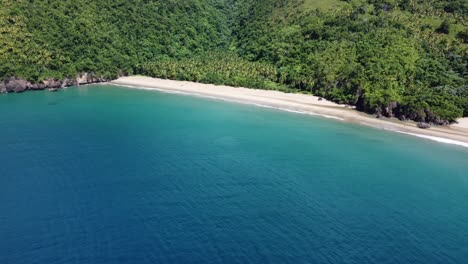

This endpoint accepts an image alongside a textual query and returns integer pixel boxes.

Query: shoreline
[0,73,108,93]
[110,76,468,148]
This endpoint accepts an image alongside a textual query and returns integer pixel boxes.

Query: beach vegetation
[0,0,466,123]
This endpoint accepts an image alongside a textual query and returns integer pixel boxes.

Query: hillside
[0,0,467,124]
[227,0,467,123]
[0,0,230,81]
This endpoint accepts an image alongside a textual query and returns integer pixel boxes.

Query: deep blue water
[1,85,468,264]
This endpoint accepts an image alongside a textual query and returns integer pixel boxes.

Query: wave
[107,83,468,149]
[107,83,345,121]
[396,131,468,148]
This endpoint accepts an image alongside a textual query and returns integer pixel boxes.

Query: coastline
[110,76,468,148]
[0,73,108,93]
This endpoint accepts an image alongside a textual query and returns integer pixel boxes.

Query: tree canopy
[1,0,467,123]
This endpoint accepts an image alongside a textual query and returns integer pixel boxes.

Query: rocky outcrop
[1,78,30,93]
[0,73,109,94]
[354,98,455,126]
[417,122,431,129]
[0,82,7,93]
[385,102,398,117]
[76,73,107,85]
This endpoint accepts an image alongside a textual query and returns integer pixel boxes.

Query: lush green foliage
[140,52,293,91]
[229,0,467,122]
[0,0,230,81]
[1,0,467,123]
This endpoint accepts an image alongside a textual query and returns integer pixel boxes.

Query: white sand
[110,76,468,147]
[452,118,468,130]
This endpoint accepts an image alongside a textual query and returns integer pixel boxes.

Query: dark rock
[318,97,323,101]
[4,77,30,93]
[406,112,417,121]
[374,106,384,118]
[30,83,46,90]
[61,78,72,88]
[417,122,431,129]
[30,79,62,91]
[435,118,449,126]
[385,102,398,117]
[398,115,406,121]
[43,79,62,88]
[63,78,77,87]
[1,72,110,94]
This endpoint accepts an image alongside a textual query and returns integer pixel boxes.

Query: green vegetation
[140,52,292,91]
[1,0,467,123]
[0,0,230,81]
[227,0,467,123]
[303,0,347,11]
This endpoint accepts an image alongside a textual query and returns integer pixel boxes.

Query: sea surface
[1,85,468,264]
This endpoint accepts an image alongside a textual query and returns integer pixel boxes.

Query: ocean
[1,85,468,263]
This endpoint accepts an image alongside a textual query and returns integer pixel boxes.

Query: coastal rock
[1,72,107,94]
[76,73,89,85]
[30,83,46,90]
[435,118,449,126]
[417,122,431,129]
[424,110,434,121]
[61,78,76,88]
[30,78,62,91]
[4,77,30,93]
[43,79,62,88]
[385,102,398,117]
[0,82,7,93]
[29,77,78,90]
[374,107,384,119]
[76,73,106,85]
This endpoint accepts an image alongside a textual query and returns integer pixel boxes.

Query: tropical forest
[1,0,467,123]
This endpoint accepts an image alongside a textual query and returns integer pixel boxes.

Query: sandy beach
[452,118,468,130]
[110,76,468,148]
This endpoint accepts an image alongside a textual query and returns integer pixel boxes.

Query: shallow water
[1,85,468,264]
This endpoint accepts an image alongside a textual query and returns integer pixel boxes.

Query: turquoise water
[1,85,468,264]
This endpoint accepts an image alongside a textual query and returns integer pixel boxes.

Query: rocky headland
[0,73,109,93]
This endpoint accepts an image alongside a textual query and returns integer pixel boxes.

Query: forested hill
[1,0,467,124]
[0,0,230,79]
